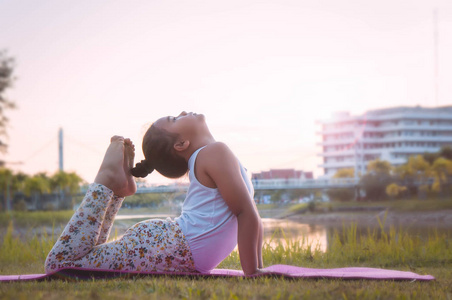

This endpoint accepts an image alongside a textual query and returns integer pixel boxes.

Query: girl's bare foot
[94,136,132,197]
[123,138,137,196]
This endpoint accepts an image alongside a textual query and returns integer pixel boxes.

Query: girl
[45,112,264,275]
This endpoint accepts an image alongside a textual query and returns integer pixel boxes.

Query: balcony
[318,135,452,147]
[320,146,441,158]
[318,161,357,169]
[318,124,452,136]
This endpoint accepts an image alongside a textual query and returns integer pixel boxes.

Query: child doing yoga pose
[45,111,263,275]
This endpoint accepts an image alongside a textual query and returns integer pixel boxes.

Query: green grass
[0,210,74,228]
[385,198,452,212]
[1,214,452,299]
[1,272,450,300]
[287,203,309,213]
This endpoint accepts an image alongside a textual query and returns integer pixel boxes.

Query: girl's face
[154,111,206,138]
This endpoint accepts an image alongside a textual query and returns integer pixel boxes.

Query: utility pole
[59,128,63,171]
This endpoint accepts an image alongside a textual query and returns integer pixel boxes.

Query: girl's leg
[58,219,196,273]
[96,139,136,245]
[96,195,124,245]
[45,183,113,272]
[45,136,136,273]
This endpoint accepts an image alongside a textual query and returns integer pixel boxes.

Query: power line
[22,137,57,163]
[65,135,104,156]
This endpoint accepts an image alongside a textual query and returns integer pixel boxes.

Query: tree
[327,168,355,202]
[326,188,355,202]
[423,152,438,165]
[10,171,29,194]
[423,146,452,164]
[50,171,84,209]
[385,183,407,199]
[0,168,31,211]
[394,155,431,199]
[367,159,393,174]
[333,168,355,179]
[0,167,13,210]
[431,157,452,196]
[360,159,394,201]
[50,171,84,195]
[24,174,51,210]
[0,51,16,154]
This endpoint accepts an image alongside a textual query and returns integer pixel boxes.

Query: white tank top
[175,146,254,273]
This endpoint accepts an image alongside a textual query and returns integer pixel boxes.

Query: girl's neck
[182,134,216,162]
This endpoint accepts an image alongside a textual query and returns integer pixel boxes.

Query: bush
[360,173,393,201]
[385,183,407,199]
[43,203,55,211]
[326,188,355,202]
[13,199,27,211]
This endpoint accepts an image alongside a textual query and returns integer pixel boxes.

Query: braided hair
[131,124,188,179]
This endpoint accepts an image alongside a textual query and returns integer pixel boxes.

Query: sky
[1,0,452,184]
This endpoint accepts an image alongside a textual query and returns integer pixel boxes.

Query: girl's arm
[250,194,264,268]
[200,142,262,275]
[258,218,264,268]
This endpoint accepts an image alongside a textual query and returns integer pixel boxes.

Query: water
[262,218,328,251]
[114,214,450,253]
[262,218,452,252]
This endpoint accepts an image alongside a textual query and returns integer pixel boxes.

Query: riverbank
[286,209,452,229]
[275,198,452,229]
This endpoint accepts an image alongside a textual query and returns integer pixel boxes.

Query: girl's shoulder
[197,142,236,169]
[202,141,229,151]
[199,142,234,160]
[194,142,236,188]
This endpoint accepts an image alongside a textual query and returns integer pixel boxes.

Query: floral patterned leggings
[45,183,196,274]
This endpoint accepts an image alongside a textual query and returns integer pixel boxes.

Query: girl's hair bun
[131,160,154,178]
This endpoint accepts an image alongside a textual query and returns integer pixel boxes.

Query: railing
[135,185,188,194]
[251,178,359,190]
[123,178,360,194]
[80,178,360,194]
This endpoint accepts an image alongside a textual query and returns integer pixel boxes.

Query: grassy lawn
[1,210,451,299]
[1,269,450,300]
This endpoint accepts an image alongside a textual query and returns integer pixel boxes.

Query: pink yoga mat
[0,265,435,282]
